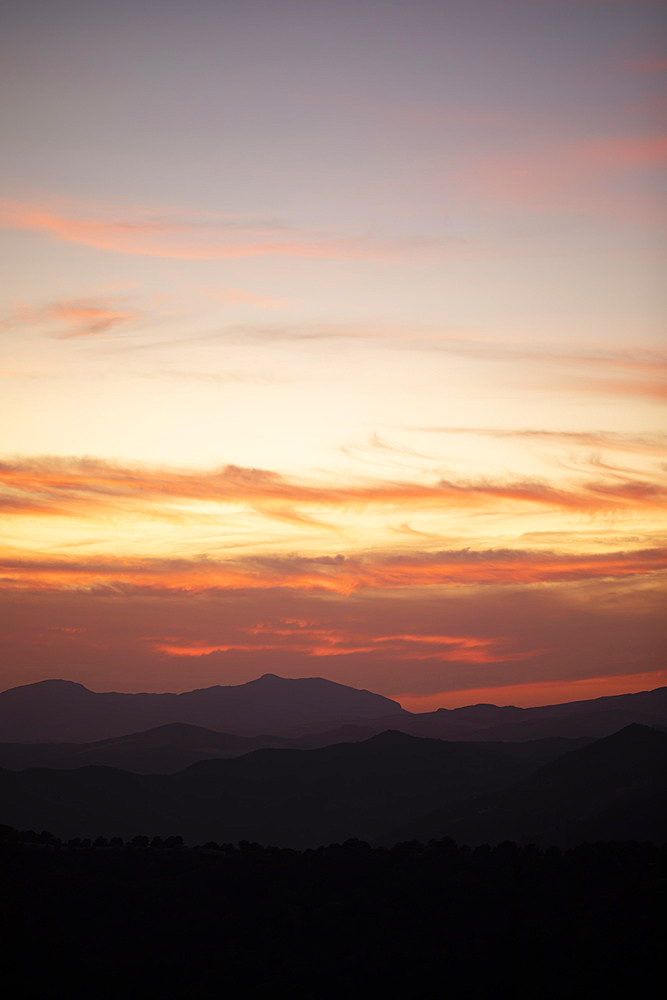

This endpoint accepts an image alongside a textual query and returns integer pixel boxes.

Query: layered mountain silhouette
[0,673,404,742]
[0,720,414,773]
[0,724,299,773]
[0,725,664,848]
[1,674,665,849]
[377,686,667,741]
[1,675,665,748]
[392,723,667,847]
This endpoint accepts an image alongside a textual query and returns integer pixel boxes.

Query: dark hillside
[395,724,667,846]
[0,731,581,847]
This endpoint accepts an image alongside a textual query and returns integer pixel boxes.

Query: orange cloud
[151,628,539,664]
[0,198,404,261]
[0,547,664,594]
[1,456,665,526]
[7,296,136,336]
[48,300,135,336]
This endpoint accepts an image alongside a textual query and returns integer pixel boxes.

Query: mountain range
[0,724,664,848]
[0,673,402,742]
[1,673,665,848]
[1,674,666,746]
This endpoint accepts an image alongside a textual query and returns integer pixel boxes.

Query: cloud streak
[48,300,135,336]
[151,626,539,664]
[0,199,421,261]
[459,133,667,221]
[7,297,136,337]
[1,456,665,525]
[222,322,667,378]
[1,546,664,594]
[411,427,667,455]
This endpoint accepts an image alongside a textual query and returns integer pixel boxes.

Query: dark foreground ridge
[2,826,665,999]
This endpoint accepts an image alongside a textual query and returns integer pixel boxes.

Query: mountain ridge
[0,724,664,848]
[1,675,665,747]
[390,723,667,847]
[0,673,405,742]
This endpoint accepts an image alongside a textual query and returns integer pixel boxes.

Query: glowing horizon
[1,0,665,708]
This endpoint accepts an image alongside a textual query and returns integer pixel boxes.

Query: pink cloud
[0,198,409,261]
[565,377,667,401]
[8,297,136,336]
[150,627,540,665]
[458,134,667,221]
[48,299,135,336]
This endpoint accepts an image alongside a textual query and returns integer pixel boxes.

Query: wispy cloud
[565,377,667,401]
[1,546,664,594]
[150,624,538,664]
[0,198,426,261]
[411,427,667,455]
[48,300,135,336]
[458,133,667,222]
[1,455,666,526]
[7,297,136,337]
[221,322,667,373]
[166,319,667,401]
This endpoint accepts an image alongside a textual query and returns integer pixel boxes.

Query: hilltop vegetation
[3,826,664,999]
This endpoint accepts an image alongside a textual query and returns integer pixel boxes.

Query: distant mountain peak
[23,679,89,690]
[3,678,93,697]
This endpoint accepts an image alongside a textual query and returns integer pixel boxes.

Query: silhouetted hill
[394,724,667,847]
[0,731,582,847]
[0,720,397,773]
[1,676,665,764]
[0,674,405,742]
[0,723,297,773]
[377,685,667,741]
[0,721,445,774]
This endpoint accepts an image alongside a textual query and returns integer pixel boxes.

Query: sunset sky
[1,0,665,710]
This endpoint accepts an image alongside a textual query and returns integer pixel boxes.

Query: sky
[1,0,665,709]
